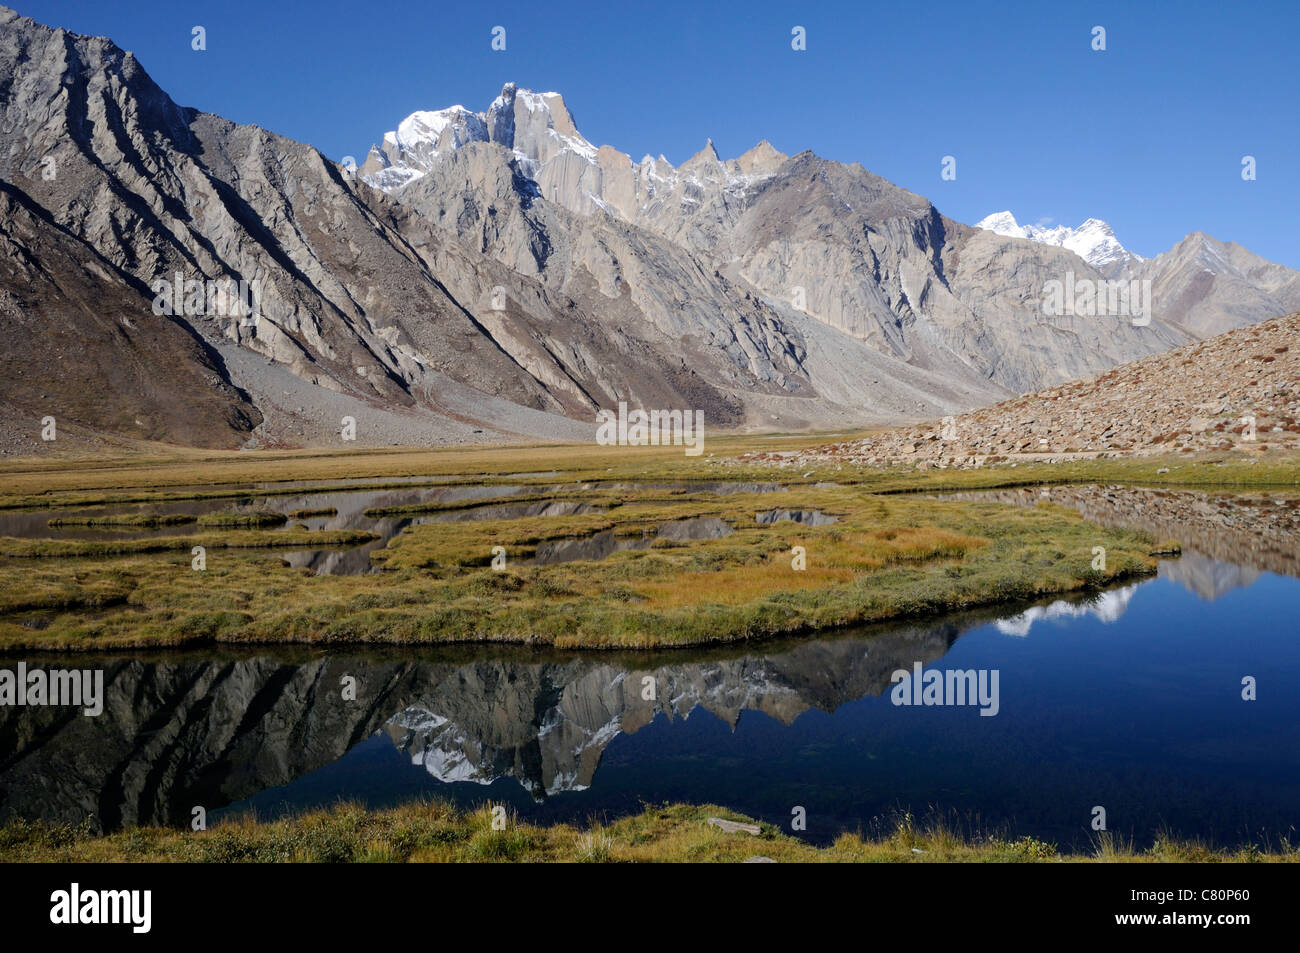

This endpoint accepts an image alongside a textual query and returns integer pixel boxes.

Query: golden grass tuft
[2,800,1294,864]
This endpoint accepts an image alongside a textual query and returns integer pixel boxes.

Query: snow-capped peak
[392,106,485,154]
[357,84,789,224]
[976,210,1025,237]
[976,210,1142,277]
[359,83,597,192]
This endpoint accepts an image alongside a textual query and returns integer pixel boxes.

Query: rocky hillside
[755,311,1300,470]
[0,186,261,448]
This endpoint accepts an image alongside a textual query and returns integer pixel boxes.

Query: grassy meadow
[3,801,1294,863]
[0,438,1295,653]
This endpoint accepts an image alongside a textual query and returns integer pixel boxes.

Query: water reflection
[993,551,1266,637]
[938,485,1300,580]
[1156,552,1262,600]
[0,612,973,830]
[0,481,786,575]
[4,559,1299,851]
[993,585,1140,637]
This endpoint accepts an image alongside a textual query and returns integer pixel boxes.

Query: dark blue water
[201,560,1300,850]
[3,541,1298,850]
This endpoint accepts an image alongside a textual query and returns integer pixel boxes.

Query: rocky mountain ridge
[363,85,1204,400]
[748,310,1300,470]
[978,211,1300,338]
[976,211,1142,278]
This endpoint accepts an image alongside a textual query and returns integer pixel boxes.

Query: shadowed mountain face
[0,619,969,831]
[0,184,260,447]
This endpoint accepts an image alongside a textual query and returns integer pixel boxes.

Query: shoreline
[0,447,1294,655]
[3,801,1294,864]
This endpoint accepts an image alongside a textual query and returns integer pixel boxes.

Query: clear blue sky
[14,0,1298,266]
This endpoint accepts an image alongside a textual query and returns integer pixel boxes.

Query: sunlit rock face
[364,84,1197,402]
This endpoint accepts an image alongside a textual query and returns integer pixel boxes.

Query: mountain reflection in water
[3,549,1298,850]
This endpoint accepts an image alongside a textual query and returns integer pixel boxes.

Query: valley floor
[4,440,1300,864]
[0,439,1297,653]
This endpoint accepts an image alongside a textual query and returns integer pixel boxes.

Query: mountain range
[975,212,1142,278]
[2,5,1298,450]
[977,211,1300,336]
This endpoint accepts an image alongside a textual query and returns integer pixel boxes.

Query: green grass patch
[1,801,1292,863]
[0,485,1163,652]
[47,513,196,528]
[195,510,287,528]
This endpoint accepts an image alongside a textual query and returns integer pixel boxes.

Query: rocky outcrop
[755,311,1300,470]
